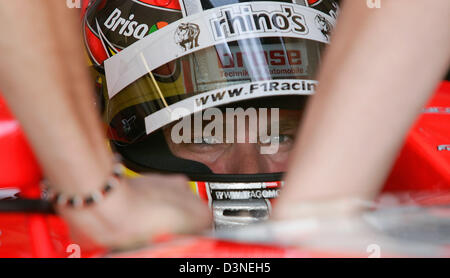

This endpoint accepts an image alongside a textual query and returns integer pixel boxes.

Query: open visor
[104,1,335,143]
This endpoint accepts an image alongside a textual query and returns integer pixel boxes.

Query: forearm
[49,1,112,171]
[0,0,111,193]
[277,0,450,211]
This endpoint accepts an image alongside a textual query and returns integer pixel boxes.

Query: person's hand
[57,174,212,250]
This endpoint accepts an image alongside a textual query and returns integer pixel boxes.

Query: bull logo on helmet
[315,14,333,40]
[174,23,200,51]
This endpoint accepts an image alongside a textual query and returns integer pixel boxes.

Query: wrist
[44,156,125,209]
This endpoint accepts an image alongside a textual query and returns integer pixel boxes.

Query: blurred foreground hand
[59,174,212,250]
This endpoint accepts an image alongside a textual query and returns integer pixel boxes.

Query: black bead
[103,183,113,194]
[67,197,76,207]
[84,195,95,206]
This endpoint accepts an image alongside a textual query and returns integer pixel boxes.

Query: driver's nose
[225,144,271,174]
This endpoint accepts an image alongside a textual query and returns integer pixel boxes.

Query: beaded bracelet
[44,163,124,209]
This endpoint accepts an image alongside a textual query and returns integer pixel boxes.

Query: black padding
[0,199,55,214]
[112,130,213,175]
[112,131,285,182]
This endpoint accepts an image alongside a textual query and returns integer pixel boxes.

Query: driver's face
[163,109,301,174]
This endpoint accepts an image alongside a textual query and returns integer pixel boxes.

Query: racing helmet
[83,0,339,228]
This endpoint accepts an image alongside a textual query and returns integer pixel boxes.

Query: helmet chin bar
[199,180,283,231]
[214,199,271,231]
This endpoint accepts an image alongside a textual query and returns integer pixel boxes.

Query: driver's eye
[193,136,223,145]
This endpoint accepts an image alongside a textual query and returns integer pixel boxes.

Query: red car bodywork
[0,81,449,258]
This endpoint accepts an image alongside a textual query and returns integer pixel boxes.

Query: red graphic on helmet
[83,0,181,67]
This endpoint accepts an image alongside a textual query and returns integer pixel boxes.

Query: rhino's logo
[315,14,333,40]
[175,23,200,51]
